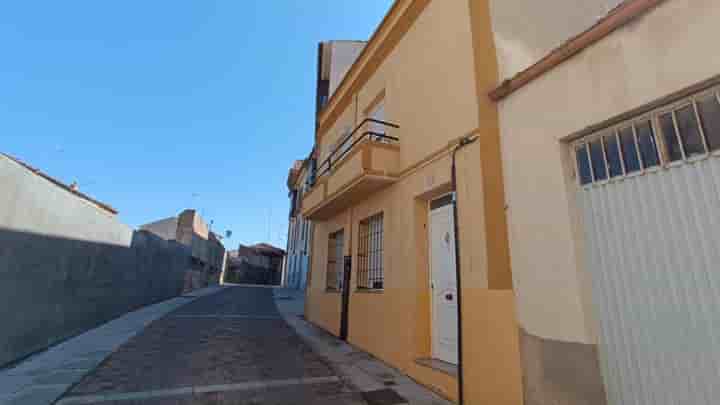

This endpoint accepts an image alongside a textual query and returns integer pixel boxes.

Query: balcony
[302,119,400,220]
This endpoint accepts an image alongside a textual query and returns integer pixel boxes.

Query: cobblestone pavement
[57,287,366,405]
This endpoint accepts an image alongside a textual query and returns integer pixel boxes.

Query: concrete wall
[177,210,224,273]
[0,155,191,367]
[139,217,178,241]
[141,210,226,286]
[0,156,132,246]
[490,0,720,403]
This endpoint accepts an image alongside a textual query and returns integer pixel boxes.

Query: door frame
[428,194,456,362]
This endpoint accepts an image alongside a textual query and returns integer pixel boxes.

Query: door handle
[445,293,453,301]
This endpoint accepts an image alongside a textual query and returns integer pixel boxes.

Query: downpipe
[451,134,478,405]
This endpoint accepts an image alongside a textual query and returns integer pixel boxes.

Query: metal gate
[340,255,352,341]
[578,157,720,404]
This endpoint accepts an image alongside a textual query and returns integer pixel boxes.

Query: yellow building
[300,1,521,403]
[297,0,720,404]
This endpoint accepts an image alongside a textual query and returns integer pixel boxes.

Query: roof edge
[316,0,424,140]
[319,0,402,118]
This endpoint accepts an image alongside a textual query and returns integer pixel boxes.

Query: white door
[578,156,720,404]
[429,196,458,364]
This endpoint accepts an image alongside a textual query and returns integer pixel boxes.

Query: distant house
[285,159,313,290]
[225,243,285,286]
[140,209,227,290]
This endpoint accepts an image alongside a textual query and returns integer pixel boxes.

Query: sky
[0,1,394,250]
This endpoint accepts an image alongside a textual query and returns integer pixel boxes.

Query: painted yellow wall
[318,153,463,400]
[305,1,523,403]
[462,289,522,404]
[301,181,325,214]
[306,211,348,334]
[493,0,720,344]
[327,151,365,197]
[369,143,400,176]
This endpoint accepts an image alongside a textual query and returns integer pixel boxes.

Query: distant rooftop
[251,243,285,256]
[236,243,286,258]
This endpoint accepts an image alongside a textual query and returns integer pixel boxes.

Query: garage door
[575,88,720,404]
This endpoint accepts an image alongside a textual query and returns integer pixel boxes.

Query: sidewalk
[0,286,226,405]
[273,288,453,405]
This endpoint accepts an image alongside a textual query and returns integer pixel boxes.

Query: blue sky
[1,1,393,249]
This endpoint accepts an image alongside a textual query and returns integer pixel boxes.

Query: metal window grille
[304,222,312,254]
[300,220,307,253]
[293,220,301,253]
[357,213,384,290]
[326,229,344,290]
[575,86,720,187]
[289,219,297,253]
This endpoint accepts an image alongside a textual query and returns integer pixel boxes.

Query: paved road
[57,287,365,405]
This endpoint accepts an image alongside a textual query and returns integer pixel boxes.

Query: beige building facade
[489,0,720,404]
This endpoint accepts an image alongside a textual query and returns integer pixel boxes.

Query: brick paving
[58,287,365,404]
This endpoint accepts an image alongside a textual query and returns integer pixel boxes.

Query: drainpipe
[451,134,478,405]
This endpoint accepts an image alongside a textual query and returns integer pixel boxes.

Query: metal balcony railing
[314,118,400,180]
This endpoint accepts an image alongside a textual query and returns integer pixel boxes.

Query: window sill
[354,288,384,294]
[325,288,341,294]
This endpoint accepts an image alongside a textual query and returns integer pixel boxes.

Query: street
[57,287,365,405]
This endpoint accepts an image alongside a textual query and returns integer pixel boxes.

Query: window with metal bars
[302,221,311,254]
[357,213,384,290]
[326,229,344,291]
[575,86,720,186]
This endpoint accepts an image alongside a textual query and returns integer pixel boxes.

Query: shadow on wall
[0,227,191,368]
